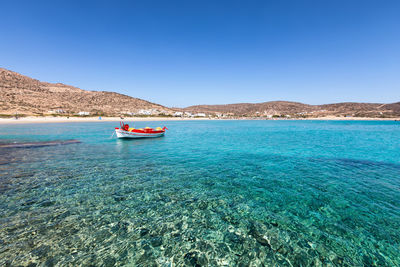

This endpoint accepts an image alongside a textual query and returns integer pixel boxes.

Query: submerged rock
[150,236,163,247]
[44,257,57,267]
[31,245,50,258]
[113,195,126,202]
[39,200,56,207]
[139,228,150,237]
[224,232,244,244]
[248,221,271,248]
[0,139,81,149]
[103,256,116,267]
[184,251,205,266]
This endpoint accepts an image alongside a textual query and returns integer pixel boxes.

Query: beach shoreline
[0,116,210,124]
[0,116,399,124]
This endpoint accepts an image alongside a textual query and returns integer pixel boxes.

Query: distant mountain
[185,101,400,118]
[0,68,172,116]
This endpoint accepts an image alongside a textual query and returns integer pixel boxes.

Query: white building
[137,109,161,115]
[138,109,152,115]
[174,111,183,117]
[195,113,206,117]
[77,111,90,116]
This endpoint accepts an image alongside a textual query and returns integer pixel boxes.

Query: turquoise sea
[0,120,399,266]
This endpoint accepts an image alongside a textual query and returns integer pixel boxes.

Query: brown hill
[380,102,400,114]
[186,101,316,116]
[0,68,172,116]
[185,101,400,118]
[1,68,399,118]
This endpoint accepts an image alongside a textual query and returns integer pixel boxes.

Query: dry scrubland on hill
[0,68,172,116]
[0,67,399,118]
[185,101,400,118]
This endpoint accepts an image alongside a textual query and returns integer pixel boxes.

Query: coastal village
[40,108,394,120]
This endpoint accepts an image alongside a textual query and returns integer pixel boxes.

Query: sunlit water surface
[0,120,399,266]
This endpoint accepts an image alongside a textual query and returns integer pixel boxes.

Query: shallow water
[0,120,399,266]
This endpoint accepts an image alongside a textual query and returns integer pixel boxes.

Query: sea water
[0,120,399,266]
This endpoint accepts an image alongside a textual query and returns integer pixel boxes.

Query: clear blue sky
[1,0,399,107]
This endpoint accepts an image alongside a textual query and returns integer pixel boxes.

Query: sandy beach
[0,116,212,124]
[0,116,398,124]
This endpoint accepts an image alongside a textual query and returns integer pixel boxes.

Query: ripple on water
[0,121,399,266]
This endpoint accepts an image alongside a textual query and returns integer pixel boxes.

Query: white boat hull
[115,129,165,139]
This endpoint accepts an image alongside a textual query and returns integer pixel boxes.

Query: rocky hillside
[0,68,172,116]
[186,101,315,115]
[185,101,400,118]
[1,68,399,118]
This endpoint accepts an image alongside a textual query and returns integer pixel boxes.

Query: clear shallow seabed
[0,120,399,266]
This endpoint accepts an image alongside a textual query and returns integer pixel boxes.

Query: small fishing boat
[115,122,167,139]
